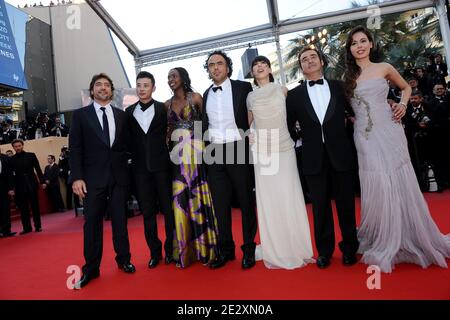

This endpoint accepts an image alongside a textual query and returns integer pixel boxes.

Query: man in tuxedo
[427,83,450,188]
[43,155,65,212]
[126,71,174,268]
[9,139,45,234]
[286,48,359,269]
[0,149,16,237]
[70,73,135,289]
[202,50,257,269]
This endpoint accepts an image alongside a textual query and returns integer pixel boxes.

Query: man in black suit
[286,48,359,269]
[0,149,16,237]
[70,73,135,289]
[427,83,450,188]
[9,139,45,234]
[202,50,257,269]
[43,154,65,212]
[126,71,174,268]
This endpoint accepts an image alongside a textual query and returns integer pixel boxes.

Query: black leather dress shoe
[1,232,16,237]
[118,262,136,273]
[165,255,175,264]
[148,257,161,269]
[19,230,32,235]
[316,256,331,269]
[35,228,42,232]
[241,256,256,269]
[74,271,100,289]
[342,254,358,266]
[208,254,232,269]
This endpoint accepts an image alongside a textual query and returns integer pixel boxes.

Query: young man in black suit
[286,48,359,269]
[125,71,174,268]
[9,139,45,234]
[0,149,16,237]
[43,154,65,212]
[202,50,257,269]
[70,73,135,289]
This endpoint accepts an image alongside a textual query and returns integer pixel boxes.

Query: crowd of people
[17,0,73,8]
[390,54,450,192]
[0,113,69,145]
[0,142,79,238]
[1,26,449,289]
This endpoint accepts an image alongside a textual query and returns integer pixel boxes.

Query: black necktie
[212,86,222,92]
[308,79,324,87]
[100,107,110,147]
[140,99,154,112]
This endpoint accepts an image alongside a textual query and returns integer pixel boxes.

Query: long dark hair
[251,55,275,86]
[343,26,375,100]
[171,67,193,100]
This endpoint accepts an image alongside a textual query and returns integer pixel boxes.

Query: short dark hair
[48,155,55,161]
[204,50,233,77]
[411,90,423,97]
[11,138,24,146]
[89,73,114,99]
[251,55,275,86]
[297,47,325,70]
[136,71,155,85]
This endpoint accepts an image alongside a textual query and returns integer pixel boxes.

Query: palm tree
[283,0,419,79]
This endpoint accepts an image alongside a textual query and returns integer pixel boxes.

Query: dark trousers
[133,170,174,258]
[207,142,257,258]
[0,188,12,234]
[47,185,64,212]
[82,181,131,276]
[15,188,41,231]
[305,151,359,258]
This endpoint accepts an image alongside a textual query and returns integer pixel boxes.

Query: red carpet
[1,191,449,300]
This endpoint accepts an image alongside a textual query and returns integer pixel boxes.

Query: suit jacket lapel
[302,84,321,123]
[230,80,239,122]
[323,80,337,123]
[86,104,109,146]
[111,106,121,147]
[147,102,160,134]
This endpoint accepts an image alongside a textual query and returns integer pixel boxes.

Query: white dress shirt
[307,78,330,142]
[206,78,242,144]
[133,102,155,134]
[93,101,116,146]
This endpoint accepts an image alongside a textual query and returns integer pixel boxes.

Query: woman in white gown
[247,55,314,269]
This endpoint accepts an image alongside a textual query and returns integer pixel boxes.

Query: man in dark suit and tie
[43,154,65,212]
[202,50,257,269]
[70,73,135,289]
[286,48,359,269]
[0,149,16,237]
[9,139,45,234]
[126,71,174,268]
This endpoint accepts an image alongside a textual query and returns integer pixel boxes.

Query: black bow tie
[140,99,154,112]
[212,86,222,92]
[308,79,324,87]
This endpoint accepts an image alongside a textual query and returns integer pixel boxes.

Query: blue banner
[0,0,27,90]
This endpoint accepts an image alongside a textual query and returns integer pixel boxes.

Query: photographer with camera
[50,116,69,137]
[404,90,432,190]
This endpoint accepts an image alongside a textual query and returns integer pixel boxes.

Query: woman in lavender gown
[343,26,450,273]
